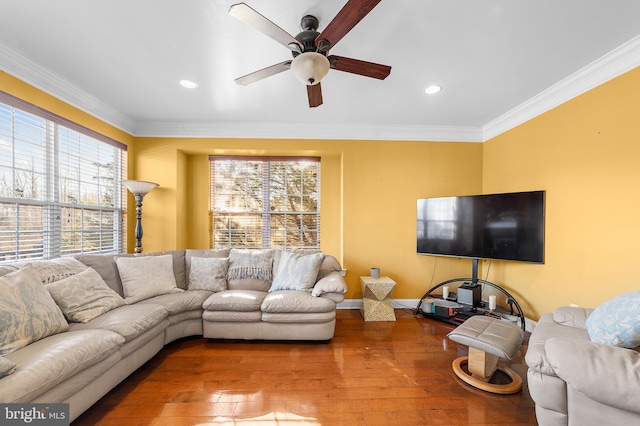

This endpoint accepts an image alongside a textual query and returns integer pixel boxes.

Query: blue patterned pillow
[585,291,640,348]
[269,251,324,293]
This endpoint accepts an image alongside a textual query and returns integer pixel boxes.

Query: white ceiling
[0,0,639,142]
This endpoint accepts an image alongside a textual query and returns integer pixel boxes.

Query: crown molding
[483,35,640,141]
[0,40,480,142]
[2,35,638,143]
[0,42,135,134]
[132,121,484,142]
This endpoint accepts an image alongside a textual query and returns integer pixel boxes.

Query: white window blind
[209,156,320,249]
[0,92,127,262]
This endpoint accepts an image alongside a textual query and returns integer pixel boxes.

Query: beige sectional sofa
[0,248,346,422]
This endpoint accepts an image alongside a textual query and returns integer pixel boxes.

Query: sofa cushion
[273,250,341,282]
[68,304,168,342]
[185,248,231,279]
[261,311,336,324]
[0,329,124,403]
[188,256,229,292]
[586,291,640,348]
[227,249,274,292]
[4,257,89,284]
[45,267,125,323]
[269,250,324,293]
[75,254,124,296]
[32,350,122,405]
[203,290,267,312]
[0,265,69,356]
[135,250,187,289]
[202,310,262,322]
[139,290,213,315]
[261,290,335,313]
[0,356,16,378]
[116,254,183,303]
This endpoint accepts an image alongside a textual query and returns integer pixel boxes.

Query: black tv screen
[417,191,545,263]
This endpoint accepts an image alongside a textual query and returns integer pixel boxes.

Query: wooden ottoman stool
[447,315,524,394]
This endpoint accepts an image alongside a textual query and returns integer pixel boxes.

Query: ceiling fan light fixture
[179,79,198,89]
[425,85,442,95]
[291,52,330,86]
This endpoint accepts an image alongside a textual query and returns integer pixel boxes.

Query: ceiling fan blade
[307,83,323,108]
[328,55,391,80]
[229,3,303,52]
[315,0,382,50]
[235,61,291,86]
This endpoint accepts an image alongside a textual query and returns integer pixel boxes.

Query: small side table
[360,276,396,321]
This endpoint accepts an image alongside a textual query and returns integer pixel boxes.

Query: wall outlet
[570,303,579,307]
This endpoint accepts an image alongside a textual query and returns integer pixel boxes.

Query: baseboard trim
[337,298,421,310]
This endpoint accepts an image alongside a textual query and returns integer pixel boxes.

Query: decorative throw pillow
[135,250,187,289]
[10,257,88,284]
[269,250,324,293]
[45,267,125,323]
[115,254,183,304]
[585,291,640,348]
[185,248,231,279]
[75,254,124,295]
[0,266,17,278]
[0,265,69,356]
[0,356,16,378]
[188,257,229,292]
[228,249,274,283]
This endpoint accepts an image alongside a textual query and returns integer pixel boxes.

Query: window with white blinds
[209,156,320,249]
[0,92,127,262]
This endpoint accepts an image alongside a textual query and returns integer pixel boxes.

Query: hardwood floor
[73,309,537,425]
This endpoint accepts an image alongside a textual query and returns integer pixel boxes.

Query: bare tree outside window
[210,156,320,250]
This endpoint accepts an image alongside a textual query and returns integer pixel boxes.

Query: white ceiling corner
[0,1,639,143]
[483,34,640,141]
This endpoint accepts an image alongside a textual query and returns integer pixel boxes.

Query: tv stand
[414,278,526,331]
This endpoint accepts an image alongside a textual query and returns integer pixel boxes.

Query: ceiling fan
[229,0,392,108]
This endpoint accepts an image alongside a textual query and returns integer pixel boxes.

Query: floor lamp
[123,180,158,253]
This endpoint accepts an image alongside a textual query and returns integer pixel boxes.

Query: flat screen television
[417,190,545,264]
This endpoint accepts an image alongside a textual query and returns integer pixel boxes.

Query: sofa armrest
[546,337,640,413]
[552,306,594,328]
[311,271,348,297]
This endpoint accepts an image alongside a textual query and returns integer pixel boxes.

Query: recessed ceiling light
[425,85,442,95]
[179,79,198,89]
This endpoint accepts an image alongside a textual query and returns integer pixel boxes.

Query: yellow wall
[0,71,133,146]
[7,65,638,316]
[483,66,640,319]
[134,137,484,300]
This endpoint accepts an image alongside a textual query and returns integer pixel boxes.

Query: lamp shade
[290,52,330,86]
[123,180,159,195]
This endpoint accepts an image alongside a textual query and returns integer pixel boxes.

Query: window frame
[0,91,127,262]
[209,155,321,250]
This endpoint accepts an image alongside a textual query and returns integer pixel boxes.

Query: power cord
[427,257,438,292]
